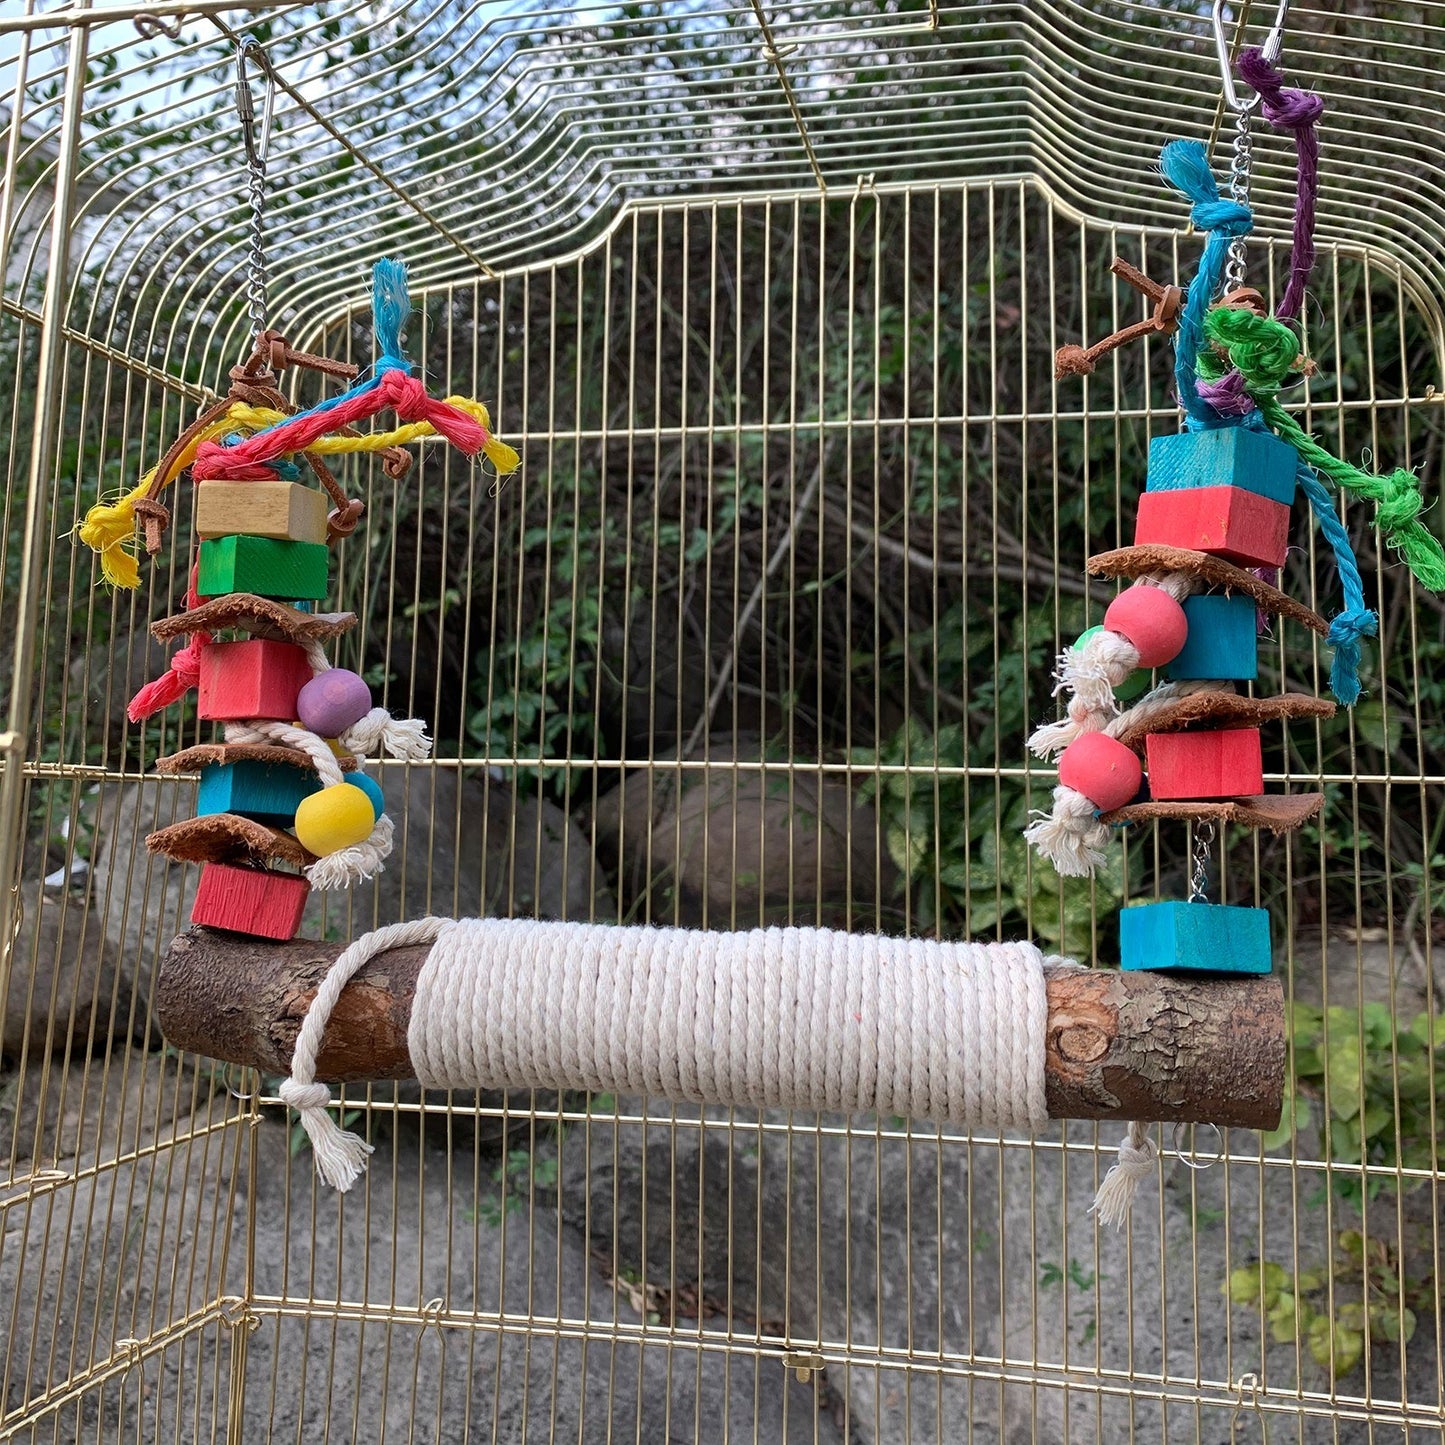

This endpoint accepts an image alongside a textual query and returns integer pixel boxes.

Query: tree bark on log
[157,926,1284,1129]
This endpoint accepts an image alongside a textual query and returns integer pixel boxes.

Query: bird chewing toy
[86,259,519,932]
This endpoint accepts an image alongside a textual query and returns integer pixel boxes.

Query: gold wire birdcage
[1,2,1442,1441]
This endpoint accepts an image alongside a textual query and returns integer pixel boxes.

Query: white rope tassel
[1027,573,1198,758]
[341,707,432,761]
[305,812,395,889]
[298,644,431,762]
[1023,785,1114,877]
[279,917,453,1191]
[1025,680,1234,877]
[1089,1120,1160,1229]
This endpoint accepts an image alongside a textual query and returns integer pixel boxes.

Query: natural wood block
[1120,900,1272,974]
[197,640,314,721]
[197,535,331,600]
[195,480,329,544]
[1166,594,1259,681]
[1147,428,1298,506]
[196,761,320,825]
[1145,727,1264,799]
[1134,486,1290,568]
[190,862,310,941]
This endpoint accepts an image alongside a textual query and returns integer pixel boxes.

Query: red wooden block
[1134,486,1289,568]
[190,862,310,940]
[197,640,314,721]
[1145,728,1264,800]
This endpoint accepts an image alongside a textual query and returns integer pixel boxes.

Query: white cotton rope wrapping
[281,918,1052,1193]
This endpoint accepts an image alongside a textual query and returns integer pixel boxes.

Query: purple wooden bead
[296,668,373,738]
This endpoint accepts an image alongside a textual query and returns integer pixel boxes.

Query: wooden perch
[158,927,1285,1129]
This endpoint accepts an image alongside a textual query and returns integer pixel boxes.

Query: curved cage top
[3,0,1444,369]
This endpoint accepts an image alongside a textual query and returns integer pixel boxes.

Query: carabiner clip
[234,38,275,172]
[1211,0,1290,113]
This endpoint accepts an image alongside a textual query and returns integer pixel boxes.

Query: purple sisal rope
[1195,48,1324,413]
[1237,46,1323,322]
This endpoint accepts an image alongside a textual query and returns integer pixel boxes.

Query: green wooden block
[1147,428,1298,506]
[1120,900,1272,974]
[1166,594,1259,681]
[197,534,331,600]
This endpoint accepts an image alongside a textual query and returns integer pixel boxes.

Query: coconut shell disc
[152,743,358,774]
[1087,546,1328,637]
[150,594,357,643]
[146,813,316,868]
[1102,792,1324,833]
[1112,691,1336,753]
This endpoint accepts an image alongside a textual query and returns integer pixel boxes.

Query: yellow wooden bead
[293,783,375,856]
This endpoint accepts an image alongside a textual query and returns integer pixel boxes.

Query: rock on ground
[556,1096,1439,1444]
[3,880,136,1064]
[591,735,897,928]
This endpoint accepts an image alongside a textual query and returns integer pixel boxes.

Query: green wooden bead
[197,534,331,601]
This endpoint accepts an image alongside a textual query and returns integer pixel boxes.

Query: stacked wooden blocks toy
[151,483,382,941]
[1119,428,1301,975]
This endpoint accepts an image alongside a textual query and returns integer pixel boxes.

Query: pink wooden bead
[1058,731,1142,813]
[296,668,373,738]
[1104,586,1188,668]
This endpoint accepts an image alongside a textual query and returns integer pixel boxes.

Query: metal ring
[1171,1121,1224,1170]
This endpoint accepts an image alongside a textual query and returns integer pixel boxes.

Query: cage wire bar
[1,3,1443,1443]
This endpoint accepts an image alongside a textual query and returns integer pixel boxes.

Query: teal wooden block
[1147,428,1297,506]
[1166,594,1258,681]
[197,534,331,600]
[1120,900,1272,974]
[196,761,320,825]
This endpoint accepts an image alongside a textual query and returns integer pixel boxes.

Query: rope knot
[1204,308,1301,392]
[1237,47,1325,129]
[1189,197,1252,238]
[1327,607,1378,647]
[1374,473,1425,536]
[277,1079,332,1111]
[375,369,488,454]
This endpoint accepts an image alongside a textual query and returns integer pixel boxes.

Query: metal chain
[1222,105,1253,293]
[235,39,274,341]
[1188,820,1217,902]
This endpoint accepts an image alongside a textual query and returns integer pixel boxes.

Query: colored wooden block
[195,480,329,544]
[196,761,320,824]
[190,862,310,940]
[197,639,314,721]
[197,534,331,600]
[1145,728,1264,799]
[1120,900,1272,974]
[1166,594,1259,682]
[1134,486,1289,568]
[1147,428,1298,506]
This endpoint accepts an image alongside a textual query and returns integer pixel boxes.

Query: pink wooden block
[1134,486,1289,568]
[1145,728,1264,800]
[190,862,310,940]
[197,640,314,721]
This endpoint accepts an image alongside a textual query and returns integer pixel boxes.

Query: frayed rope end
[278,1079,374,1192]
[1089,1122,1159,1229]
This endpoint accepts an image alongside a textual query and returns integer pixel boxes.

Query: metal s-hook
[1211,0,1291,114]
[235,37,275,341]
